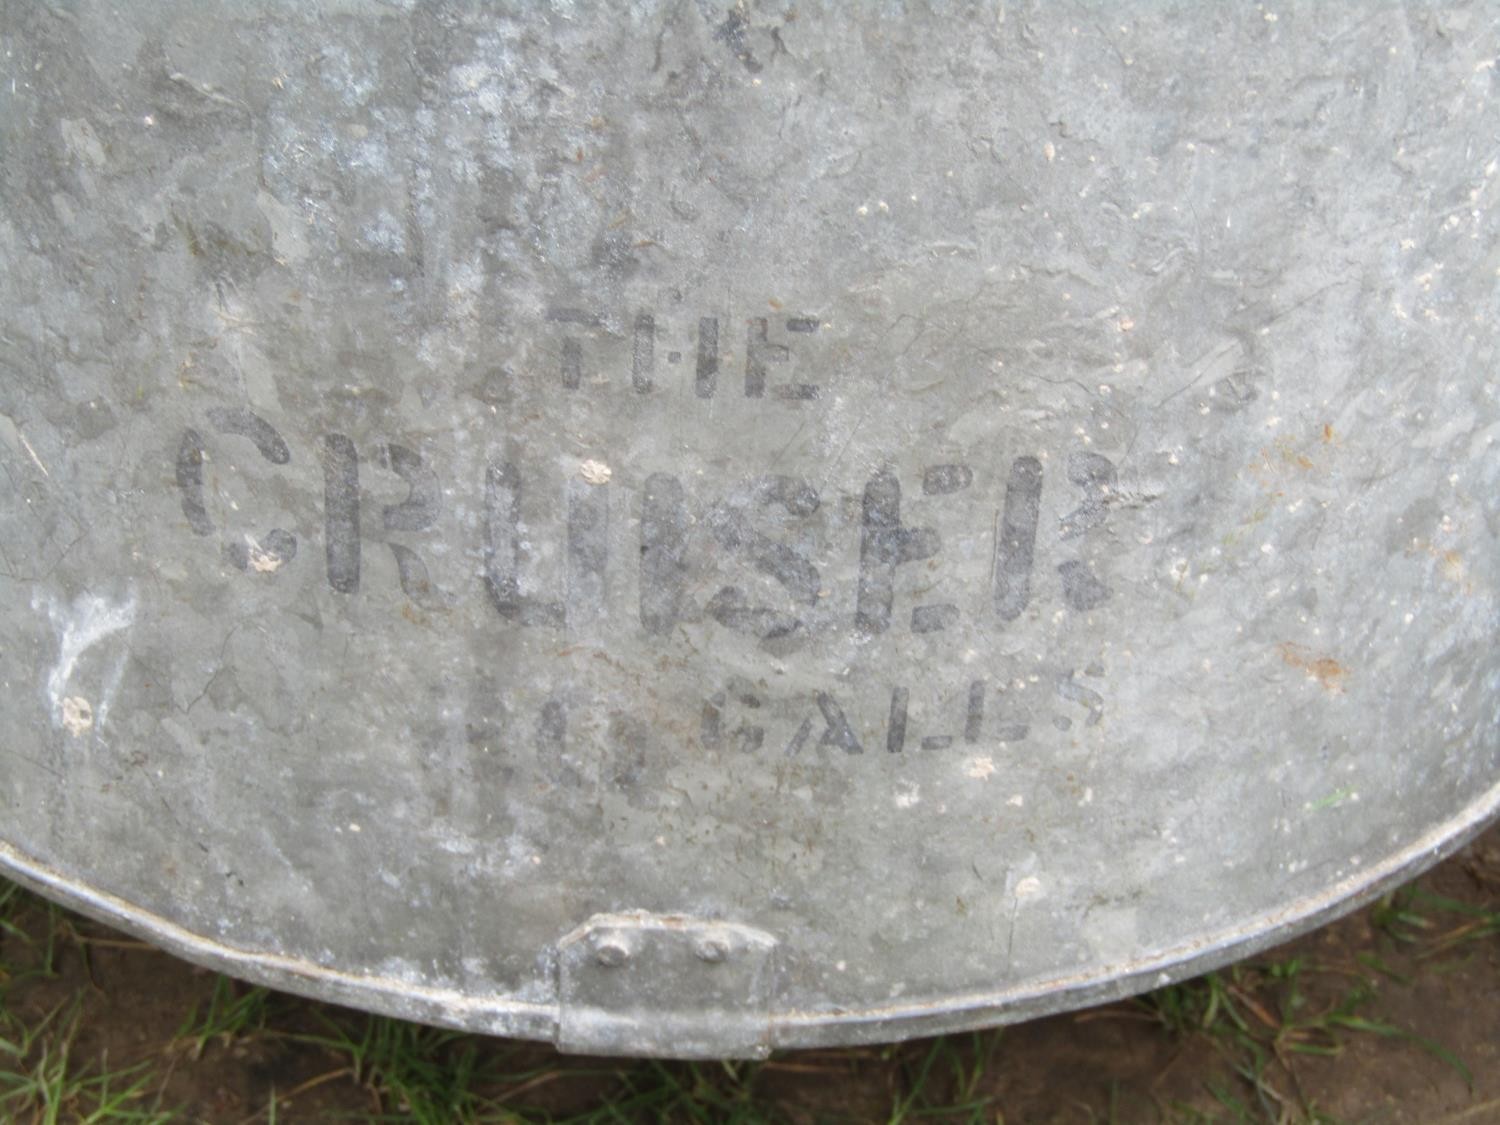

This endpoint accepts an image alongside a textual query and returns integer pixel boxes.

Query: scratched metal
[3,1,1499,1058]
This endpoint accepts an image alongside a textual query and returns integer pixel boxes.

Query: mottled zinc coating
[2,2,1499,1056]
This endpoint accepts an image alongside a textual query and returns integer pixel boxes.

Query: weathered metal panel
[2,1,1498,1057]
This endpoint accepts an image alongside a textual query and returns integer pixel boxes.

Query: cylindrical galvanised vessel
[2,1,1498,1057]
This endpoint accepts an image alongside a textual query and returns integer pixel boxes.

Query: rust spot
[1248,435,1320,484]
[1438,548,1476,593]
[1322,423,1336,443]
[1408,541,1475,593]
[1278,642,1348,693]
[400,603,426,627]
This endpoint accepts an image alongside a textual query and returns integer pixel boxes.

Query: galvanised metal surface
[3,0,1499,1058]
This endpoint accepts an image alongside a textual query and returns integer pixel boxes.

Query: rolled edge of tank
[772,774,1500,1048]
[2,773,1498,1057]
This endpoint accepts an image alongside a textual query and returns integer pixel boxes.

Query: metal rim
[5,775,1497,1052]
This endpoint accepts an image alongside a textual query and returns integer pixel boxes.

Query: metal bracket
[555,912,779,1058]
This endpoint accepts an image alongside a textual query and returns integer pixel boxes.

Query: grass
[1372,886,1500,955]
[886,1033,1001,1123]
[1134,877,1500,1125]
[172,976,272,1062]
[1141,962,1444,1124]
[0,853,1495,1124]
[0,999,172,1125]
[0,886,174,1124]
[289,1013,523,1123]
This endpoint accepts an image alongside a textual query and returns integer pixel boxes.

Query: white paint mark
[36,592,136,728]
[579,459,612,485]
[96,644,128,733]
[61,696,93,737]
[894,781,920,809]
[964,756,996,780]
[1015,876,1042,899]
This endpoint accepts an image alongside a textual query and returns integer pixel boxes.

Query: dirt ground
[2,825,1498,1123]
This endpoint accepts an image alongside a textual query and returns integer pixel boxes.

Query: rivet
[595,939,630,967]
[695,937,729,964]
